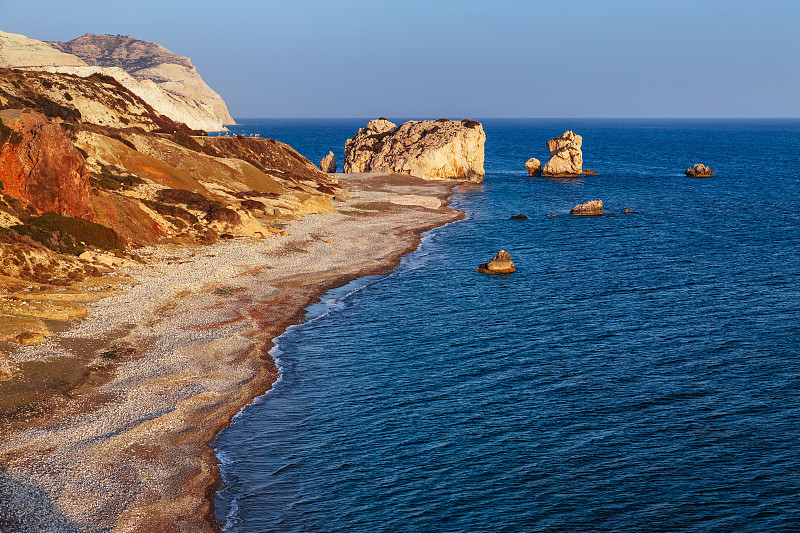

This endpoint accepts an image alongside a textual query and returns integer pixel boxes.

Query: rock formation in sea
[525,157,542,177]
[343,118,485,182]
[476,250,516,274]
[0,30,234,131]
[543,131,586,177]
[685,163,715,177]
[510,214,528,220]
[569,199,603,216]
[320,151,337,173]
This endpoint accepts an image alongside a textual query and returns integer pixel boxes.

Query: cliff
[0,30,234,132]
[50,34,235,131]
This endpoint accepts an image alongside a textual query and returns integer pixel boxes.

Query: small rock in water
[623,208,637,214]
[570,199,603,216]
[476,250,516,274]
[320,151,337,173]
[685,163,715,177]
[510,214,528,220]
[525,158,542,177]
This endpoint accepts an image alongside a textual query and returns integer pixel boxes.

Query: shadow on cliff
[0,468,82,533]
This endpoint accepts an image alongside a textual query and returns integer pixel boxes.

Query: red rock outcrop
[0,109,94,220]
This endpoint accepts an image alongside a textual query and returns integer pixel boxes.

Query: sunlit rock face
[344,118,486,182]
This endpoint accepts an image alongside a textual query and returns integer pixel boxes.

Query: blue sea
[212,119,800,532]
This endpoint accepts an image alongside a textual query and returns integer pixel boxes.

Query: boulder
[343,118,485,182]
[320,151,337,173]
[542,131,583,176]
[685,163,715,177]
[510,214,528,220]
[476,250,516,274]
[570,199,603,216]
[525,158,542,177]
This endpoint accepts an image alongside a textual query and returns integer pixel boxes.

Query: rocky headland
[0,30,234,131]
[343,118,486,182]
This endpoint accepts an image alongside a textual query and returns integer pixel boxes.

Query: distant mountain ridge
[49,34,193,73]
[0,30,235,131]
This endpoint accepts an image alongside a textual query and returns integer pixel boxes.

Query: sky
[2,0,799,118]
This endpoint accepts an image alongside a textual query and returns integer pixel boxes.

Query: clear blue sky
[2,0,798,118]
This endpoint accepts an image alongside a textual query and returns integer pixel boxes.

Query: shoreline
[212,210,465,528]
[0,173,467,532]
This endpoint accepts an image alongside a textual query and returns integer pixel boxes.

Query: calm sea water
[213,119,800,532]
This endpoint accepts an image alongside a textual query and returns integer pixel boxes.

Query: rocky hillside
[0,67,338,291]
[0,30,234,131]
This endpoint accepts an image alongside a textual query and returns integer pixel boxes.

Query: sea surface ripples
[214,119,800,532]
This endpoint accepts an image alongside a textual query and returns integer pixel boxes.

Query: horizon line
[229,116,800,121]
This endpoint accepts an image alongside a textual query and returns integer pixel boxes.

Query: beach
[0,172,464,532]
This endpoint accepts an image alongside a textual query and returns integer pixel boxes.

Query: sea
[211,119,800,532]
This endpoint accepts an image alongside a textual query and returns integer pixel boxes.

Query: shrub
[205,206,241,225]
[11,212,124,255]
[240,199,266,211]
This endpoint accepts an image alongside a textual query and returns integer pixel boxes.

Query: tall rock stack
[542,131,583,176]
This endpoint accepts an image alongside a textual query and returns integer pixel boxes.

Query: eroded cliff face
[343,118,485,182]
[50,34,235,131]
[0,30,234,132]
[0,109,93,220]
[0,68,337,288]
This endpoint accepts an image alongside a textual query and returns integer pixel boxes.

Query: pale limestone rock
[0,31,234,132]
[476,250,516,274]
[320,151,337,173]
[543,131,583,176]
[342,118,397,174]
[0,30,86,68]
[344,119,485,182]
[525,157,542,177]
[569,199,603,216]
[384,195,441,209]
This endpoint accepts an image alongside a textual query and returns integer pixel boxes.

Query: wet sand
[0,173,466,532]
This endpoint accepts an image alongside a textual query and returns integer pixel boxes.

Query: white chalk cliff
[343,118,485,182]
[0,30,234,131]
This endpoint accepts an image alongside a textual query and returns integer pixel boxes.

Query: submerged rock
[343,118,485,182]
[476,250,516,274]
[320,151,337,173]
[685,163,715,177]
[570,199,603,216]
[510,214,528,220]
[525,158,542,177]
[543,131,583,176]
